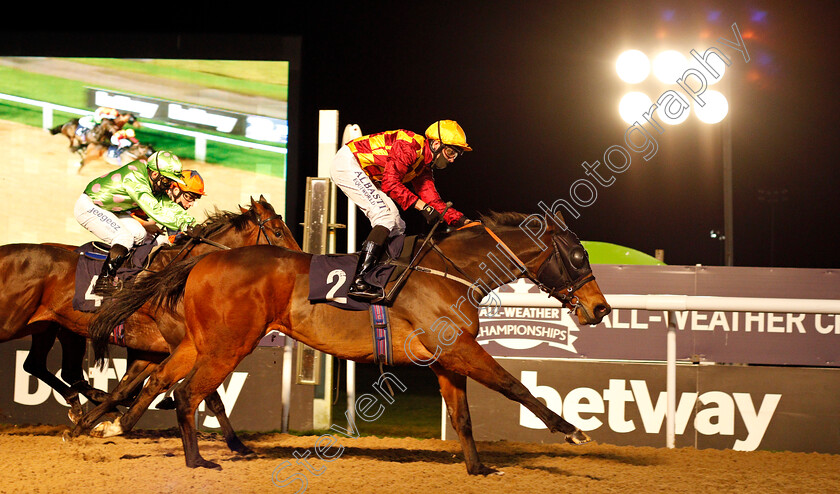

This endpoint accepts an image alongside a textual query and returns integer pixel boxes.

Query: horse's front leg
[432,333,590,444]
[430,363,499,475]
[72,358,156,437]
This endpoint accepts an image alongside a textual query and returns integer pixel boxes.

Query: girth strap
[369,304,394,366]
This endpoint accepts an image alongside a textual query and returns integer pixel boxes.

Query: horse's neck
[203,223,259,250]
[427,227,546,291]
[150,221,259,267]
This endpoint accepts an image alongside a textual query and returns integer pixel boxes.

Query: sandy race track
[0,424,837,494]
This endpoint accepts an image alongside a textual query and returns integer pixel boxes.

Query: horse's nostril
[595,304,611,318]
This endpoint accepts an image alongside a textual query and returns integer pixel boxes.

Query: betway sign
[450,360,840,454]
[88,89,288,143]
[481,265,840,367]
[520,372,779,451]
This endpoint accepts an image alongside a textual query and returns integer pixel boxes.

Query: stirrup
[92,276,121,297]
[347,279,383,301]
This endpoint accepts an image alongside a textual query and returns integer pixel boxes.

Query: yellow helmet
[425,120,472,151]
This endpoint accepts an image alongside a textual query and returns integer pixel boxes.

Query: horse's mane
[478,211,531,229]
[429,211,527,242]
[168,207,254,247]
[432,210,567,242]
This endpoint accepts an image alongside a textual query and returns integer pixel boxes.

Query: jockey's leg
[93,244,128,296]
[348,224,389,300]
[330,145,403,300]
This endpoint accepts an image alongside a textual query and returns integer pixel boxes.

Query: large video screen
[0,55,292,245]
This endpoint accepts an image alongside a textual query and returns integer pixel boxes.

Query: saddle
[72,240,158,312]
[307,235,417,366]
[307,235,418,309]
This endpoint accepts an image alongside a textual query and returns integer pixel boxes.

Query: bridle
[146,207,286,272]
[256,213,286,246]
[480,225,595,312]
[409,222,595,313]
[532,233,596,311]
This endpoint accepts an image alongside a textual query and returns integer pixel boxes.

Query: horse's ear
[259,194,267,203]
[543,211,567,232]
[239,205,248,214]
[250,196,258,209]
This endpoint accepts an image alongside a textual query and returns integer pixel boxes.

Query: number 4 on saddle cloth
[72,240,157,313]
[308,235,415,366]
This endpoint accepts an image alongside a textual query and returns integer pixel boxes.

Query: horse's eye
[274,229,283,237]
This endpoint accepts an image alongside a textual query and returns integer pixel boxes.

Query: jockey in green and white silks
[74,150,196,296]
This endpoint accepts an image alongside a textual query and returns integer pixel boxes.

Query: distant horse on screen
[49,113,138,151]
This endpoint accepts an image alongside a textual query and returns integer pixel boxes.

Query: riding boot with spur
[93,245,128,297]
[348,226,389,301]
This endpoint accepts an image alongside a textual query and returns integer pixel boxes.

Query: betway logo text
[12,351,246,428]
[520,371,781,451]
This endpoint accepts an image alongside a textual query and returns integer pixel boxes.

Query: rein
[143,210,284,274]
[405,222,595,313]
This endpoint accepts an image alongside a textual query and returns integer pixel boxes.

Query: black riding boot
[93,245,128,297]
[348,226,389,301]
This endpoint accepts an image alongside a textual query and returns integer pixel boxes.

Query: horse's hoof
[91,418,123,438]
[189,458,222,470]
[565,428,592,445]
[232,444,255,456]
[470,464,503,476]
[68,408,83,425]
[156,397,176,410]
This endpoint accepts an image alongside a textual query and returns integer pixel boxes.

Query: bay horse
[49,113,139,152]
[0,196,298,443]
[88,211,611,474]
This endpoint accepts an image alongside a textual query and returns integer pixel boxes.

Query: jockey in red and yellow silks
[330,119,473,300]
[346,129,467,227]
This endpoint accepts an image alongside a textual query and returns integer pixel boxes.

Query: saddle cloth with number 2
[307,235,406,311]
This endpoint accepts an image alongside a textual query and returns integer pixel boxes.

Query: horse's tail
[48,123,63,135]
[90,253,207,365]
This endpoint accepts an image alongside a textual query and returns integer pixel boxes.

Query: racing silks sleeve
[122,169,197,231]
[409,167,465,225]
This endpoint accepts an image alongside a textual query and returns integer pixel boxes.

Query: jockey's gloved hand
[452,216,472,228]
[185,224,200,238]
[419,204,442,225]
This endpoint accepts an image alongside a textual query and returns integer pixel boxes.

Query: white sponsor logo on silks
[478,306,579,353]
[519,371,781,451]
[12,351,246,429]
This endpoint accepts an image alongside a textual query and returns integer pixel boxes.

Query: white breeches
[74,194,148,249]
[330,145,405,236]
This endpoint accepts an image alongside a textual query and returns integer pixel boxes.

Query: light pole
[617,47,733,265]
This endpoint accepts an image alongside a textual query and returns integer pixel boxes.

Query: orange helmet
[177,170,206,195]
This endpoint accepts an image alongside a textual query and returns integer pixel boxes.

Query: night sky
[287,1,839,269]
[5,1,839,268]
